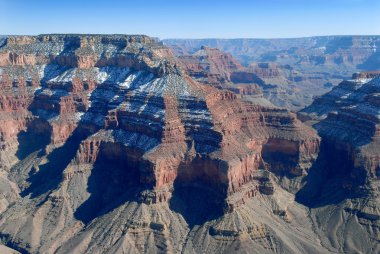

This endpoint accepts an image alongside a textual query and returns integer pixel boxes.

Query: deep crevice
[74,143,147,224]
[169,156,228,227]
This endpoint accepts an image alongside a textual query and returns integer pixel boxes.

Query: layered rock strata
[297,73,380,253]
[165,36,380,110]
[0,34,323,254]
[175,46,275,107]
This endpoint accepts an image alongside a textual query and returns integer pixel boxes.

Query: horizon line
[1,33,380,40]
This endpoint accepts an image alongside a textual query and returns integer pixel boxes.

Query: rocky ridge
[296,72,380,253]
[176,46,264,86]
[175,46,274,107]
[164,36,380,69]
[165,36,380,110]
[1,35,380,254]
[0,35,326,253]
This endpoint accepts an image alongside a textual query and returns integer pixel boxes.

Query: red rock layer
[352,71,380,80]
[177,46,264,88]
[0,34,320,211]
[306,76,380,182]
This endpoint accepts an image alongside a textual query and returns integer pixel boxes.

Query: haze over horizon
[0,0,379,39]
[2,1,380,253]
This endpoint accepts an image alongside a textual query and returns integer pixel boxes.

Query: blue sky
[0,0,379,38]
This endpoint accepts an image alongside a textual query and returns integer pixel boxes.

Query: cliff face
[297,73,380,253]
[177,46,264,86]
[175,46,274,108]
[165,36,380,110]
[300,73,380,183]
[165,36,380,69]
[248,62,284,81]
[0,34,326,253]
[1,35,379,254]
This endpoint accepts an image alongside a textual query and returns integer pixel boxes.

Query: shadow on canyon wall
[296,139,369,208]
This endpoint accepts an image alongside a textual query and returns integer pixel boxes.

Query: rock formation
[297,72,380,253]
[248,62,286,83]
[175,46,274,107]
[165,36,380,110]
[0,35,379,253]
[176,46,264,87]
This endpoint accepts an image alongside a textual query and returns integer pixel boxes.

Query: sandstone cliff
[165,36,380,110]
[175,46,274,108]
[0,35,378,254]
[297,72,380,253]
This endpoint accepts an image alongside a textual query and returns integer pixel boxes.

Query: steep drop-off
[0,35,379,254]
[298,72,380,253]
[175,46,273,108]
[165,36,380,110]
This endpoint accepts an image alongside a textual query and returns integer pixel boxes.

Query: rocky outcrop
[175,46,276,108]
[352,70,380,80]
[165,36,380,69]
[300,73,380,183]
[177,46,246,86]
[308,75,380,179]
[4,34,380,254]
[249,62,284,81]
[176,46,265,86]
[0,34,325,253]
[297,74,380,253]
[165,36,380,110]
[300,71,380,121]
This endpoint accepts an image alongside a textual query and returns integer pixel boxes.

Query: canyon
[0,34,379,254]
[165,36,380,110]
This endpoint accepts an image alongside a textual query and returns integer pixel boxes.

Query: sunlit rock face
[165,36,380,110]
[174,46,275,108]
[1,34,379,254]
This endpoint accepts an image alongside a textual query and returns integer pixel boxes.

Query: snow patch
[49,68,77,83]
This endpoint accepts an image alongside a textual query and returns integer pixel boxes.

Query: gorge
[0,34,379,254]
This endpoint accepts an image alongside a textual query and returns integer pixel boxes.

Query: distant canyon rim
[0,34,379,254]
